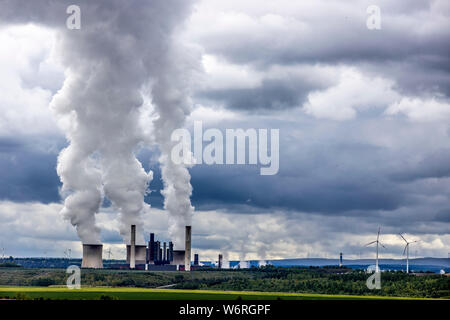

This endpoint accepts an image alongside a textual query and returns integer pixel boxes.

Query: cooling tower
[81,244,103,269]
[126,245,147,265]
[130,225,136,269]
[185,226,191,271]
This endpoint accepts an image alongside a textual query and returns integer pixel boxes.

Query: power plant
[147,232,174,265]
[81,225,193,271]
[144,225,192,270]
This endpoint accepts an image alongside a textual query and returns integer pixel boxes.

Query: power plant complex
[81,225,193,271]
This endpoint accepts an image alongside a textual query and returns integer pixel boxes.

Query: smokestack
[218,254,223,269]
[169,241,174,262]
[194,253,199,266]
[339,252,343,267]
[130,225,136,269]
[148,233,155,264]
[81,244,103,269]
[185,226,191,271]
[163,242,167,261]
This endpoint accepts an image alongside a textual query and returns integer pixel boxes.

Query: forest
[1,265,448,299]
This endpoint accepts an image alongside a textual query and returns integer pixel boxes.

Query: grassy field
[1,267,449,299]
[0,286,444,300]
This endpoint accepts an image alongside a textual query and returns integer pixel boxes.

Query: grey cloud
[434,210,450,223]
[0,136,63,203]
[390,149,450,182]
[188,0,450,110]
[197,78,323,110]
[1,0,449,259]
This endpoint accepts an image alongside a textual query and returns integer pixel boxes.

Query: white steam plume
[152,50,196,247]
[0,0,196,244]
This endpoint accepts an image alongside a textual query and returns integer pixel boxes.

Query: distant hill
[261,257,450,269]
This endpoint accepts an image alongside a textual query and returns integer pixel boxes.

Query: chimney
[130,225,136,269]
[169,241,174,262]
[194,253,199,266]
[339,252,343,267]
[185,226,191,271]
[218,254,223,269]
[163,242,167,261]
[148,233,155,264]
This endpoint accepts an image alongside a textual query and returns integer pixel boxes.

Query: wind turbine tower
[365,227,386,272]
[106,248,113,260]
[399,234,419,274]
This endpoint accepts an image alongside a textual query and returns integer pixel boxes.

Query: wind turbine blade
[403,244,407,255]
[377,227,381,241]
[365,241,376,246]
[399,233,407,243]
[379,242,386,249]
[411,240,420,244]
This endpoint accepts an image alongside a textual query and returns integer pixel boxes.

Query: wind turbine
[106,248,113,260]
[399,234,419,274]
[365,227,386,272]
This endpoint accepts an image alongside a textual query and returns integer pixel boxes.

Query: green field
[1,266,449,299]
[0,286,444,300]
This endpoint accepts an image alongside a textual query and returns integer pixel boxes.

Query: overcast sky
[0,0,449,261]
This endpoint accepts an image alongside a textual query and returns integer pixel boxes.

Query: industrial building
[147,233,174,265]
[81,225,193,271]
[129,225,192,271]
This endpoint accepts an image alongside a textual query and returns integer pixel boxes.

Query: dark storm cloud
[136,148,164,209]
[0,136,63,203]
[141,135,406,215]
[390,149,450,182]
[434,210,450,223]
[197,78,321,110]
[175,114,450,241]
[0,137,21,152]
[189,143,403,214]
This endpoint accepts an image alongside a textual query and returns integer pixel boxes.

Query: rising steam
[0,0,196,245]
[152,51,196,246]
